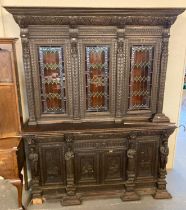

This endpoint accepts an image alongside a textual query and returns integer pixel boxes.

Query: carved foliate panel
[102,150,126,183]
[74,151,99,185]
[136,138,158,179]
[39,144,66,185]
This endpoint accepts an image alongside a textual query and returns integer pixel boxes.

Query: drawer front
[0,150,18,179]
[74,138,127,151]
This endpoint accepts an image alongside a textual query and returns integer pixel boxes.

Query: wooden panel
[75,151,99,185]
[0,86,20,138]
[102,150,126,183]
[39,144,66,186]
[136,139,158,179]
[0,149,18,179]
[0,49,13,83]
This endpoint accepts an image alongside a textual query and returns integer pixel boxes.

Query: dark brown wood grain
[4,7,185,206]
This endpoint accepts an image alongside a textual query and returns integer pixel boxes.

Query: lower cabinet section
[24,125,175,205]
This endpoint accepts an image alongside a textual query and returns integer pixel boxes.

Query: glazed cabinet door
[101,149,126,183]
[28,34,73,124]
[136,137,159,180]
[78,26,117,119]
[39,143,66,186]
[123,26,162,120]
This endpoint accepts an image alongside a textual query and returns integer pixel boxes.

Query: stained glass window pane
[128,46,154,110]
[85,46,109,112]
[38,46,66,114]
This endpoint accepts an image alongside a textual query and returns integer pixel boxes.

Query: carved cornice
[5,7,185,28]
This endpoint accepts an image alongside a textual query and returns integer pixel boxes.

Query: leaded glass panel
[38,46,66,113]
[128,46,154,110]
[85,46,109,112]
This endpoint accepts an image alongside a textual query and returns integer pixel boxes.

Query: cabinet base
[120,191,140,201]
[153,190,172,199]
[61,195,81,206]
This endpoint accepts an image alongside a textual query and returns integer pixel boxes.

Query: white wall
[1,0,186,168]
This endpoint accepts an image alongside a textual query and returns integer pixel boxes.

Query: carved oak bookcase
[6,7,184,206]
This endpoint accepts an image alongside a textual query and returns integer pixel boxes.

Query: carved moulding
[4,7,184,28]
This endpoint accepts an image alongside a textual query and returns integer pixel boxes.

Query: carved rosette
[20,28,36,124]
[116,28,125,118]
[70,28,80,119]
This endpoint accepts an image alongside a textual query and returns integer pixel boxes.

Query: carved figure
[29,148,38,178]
[160,142,169,169]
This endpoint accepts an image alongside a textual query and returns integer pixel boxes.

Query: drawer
[74,138,127,151]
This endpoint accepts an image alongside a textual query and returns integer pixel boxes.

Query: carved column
[26,135,42,204]
[121,133,140,201]
[116,28,125,119]
[20,28,36,125]
[153,131,172,199]
[152,27,170,123]
[62,135,81,206]
[70,28,80,120]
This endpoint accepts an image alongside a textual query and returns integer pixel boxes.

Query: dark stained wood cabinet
[0,39,24,209]
[5,7,185,206]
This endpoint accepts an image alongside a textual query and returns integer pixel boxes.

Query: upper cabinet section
[5,7,185,125]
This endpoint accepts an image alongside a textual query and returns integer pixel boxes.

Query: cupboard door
[74,151,99,185]
[39,144,66,186]
[78,36,117,118]
[128,46,154,110]
[124,36,161,119]
[101,149,126,183]
[136,138,159,179]
[29,38,72,123]
[38,46,66,114]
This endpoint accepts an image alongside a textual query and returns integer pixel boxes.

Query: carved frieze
[6,8,184,28]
